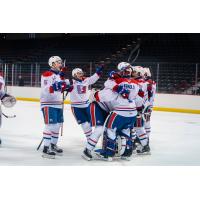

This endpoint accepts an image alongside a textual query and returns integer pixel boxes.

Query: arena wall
[7,86,200,114]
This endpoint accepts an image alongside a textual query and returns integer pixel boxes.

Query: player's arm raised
[86,65,103,85]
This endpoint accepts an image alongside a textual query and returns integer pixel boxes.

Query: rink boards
[7,86,200,114]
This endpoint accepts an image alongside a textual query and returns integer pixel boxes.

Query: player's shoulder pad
[129,79,139,84]
[42,71,53,77]
[136,79,145,83]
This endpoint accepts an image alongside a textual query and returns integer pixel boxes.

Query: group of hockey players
[40,56,156,161]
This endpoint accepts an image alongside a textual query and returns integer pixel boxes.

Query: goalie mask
[1,94,17,108]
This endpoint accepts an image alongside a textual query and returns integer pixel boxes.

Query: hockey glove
[51,81,68,93]
[96,65,104,76]
[136,105,144,115]
[113,85,130,99]
[65,84,74,92]
[108,71,121,79]
[59,66,67,80]
[138,89,144,98]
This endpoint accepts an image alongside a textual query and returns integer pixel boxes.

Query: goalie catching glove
[1,94,17,108]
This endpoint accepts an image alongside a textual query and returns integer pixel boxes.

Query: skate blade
[120,156,131,161]
[42,154,55,159]
[93,152,113,162]
[55,152,63,156]
[81,154,92,161]
[137,152,151,156]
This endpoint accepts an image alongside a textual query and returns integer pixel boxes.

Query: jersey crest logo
[77,85,86,94]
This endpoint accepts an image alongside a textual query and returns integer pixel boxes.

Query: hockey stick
[60,59,66,137]
[2,112,16,118]
[37,138,44,151]
[60,92,65,136]
[60,90,71,136]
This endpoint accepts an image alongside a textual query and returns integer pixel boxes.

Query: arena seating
[0,33,200,94]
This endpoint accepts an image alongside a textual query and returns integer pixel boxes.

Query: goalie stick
[60,59,66,137]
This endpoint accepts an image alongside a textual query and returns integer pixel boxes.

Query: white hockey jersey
[97,78,141,117]
[40,70,70,109]
[96,101,114,113]
[0,75,5,99]
[70,73,100,108]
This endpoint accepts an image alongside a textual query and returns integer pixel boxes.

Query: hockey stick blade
[2,113,16,118]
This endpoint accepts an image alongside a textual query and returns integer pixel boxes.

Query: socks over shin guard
[86,126,103,151]
[81,122,92,140]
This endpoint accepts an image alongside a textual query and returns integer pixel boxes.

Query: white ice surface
[0,101,200,166]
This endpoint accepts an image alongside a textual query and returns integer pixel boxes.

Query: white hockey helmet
[117,62,131,71]
[72,68,83,77]
[48,56,62,67]
[144,67,151,77]
[132,66,145,77]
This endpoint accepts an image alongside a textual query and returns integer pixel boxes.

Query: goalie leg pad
[98,128,117,158]
[104,128,117,157]
[119,128,133,157]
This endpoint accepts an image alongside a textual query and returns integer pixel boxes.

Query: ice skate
[82,148,92,161]
[136,144,151,155]
[51,143,63,156]
[42,146,56,159]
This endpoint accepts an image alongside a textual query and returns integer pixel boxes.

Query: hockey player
[131,66,150,154]
[0,72,16,145]
[40,56,72,159]
[69,66,103,142]
[143,67,156,141]
[82,91,113,160]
